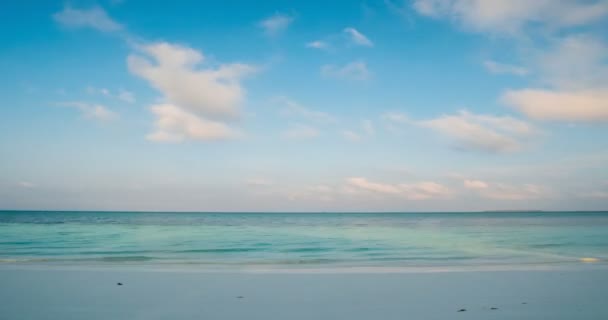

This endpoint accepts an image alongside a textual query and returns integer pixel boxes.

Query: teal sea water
[1,211,607,269]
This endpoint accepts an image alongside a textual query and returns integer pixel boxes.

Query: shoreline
[1,260,607,274]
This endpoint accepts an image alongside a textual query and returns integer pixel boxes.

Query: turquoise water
[1,211,607,269]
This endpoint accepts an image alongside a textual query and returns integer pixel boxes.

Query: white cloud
[462,178,547,200]
[276,97,335,123]
[128,42,256,142]
[483,60,528,76]
[282,124,320,139]
[348,177,400,194]
[259,13,294,37]
[347,177,451,200]
[343,27,374,47]
[500,35,608,123]
[128,42,255,119]
[59,101,118,121]
[412,0,608,34]
[306,40,330,50]
[53,6,122,32]
[464,179,489,189]
[146,104,238,142]
[502,89,608,122]
[321,61,370,81]
[418,110,537,153]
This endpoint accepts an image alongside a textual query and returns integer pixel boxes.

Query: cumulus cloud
[347,177,451,200]
[321,61,370,81]
[500,34,608,123]
[412,0,608,34]
[483,60,528,76]
[276,97,335,123]
[417,110,537,153]
[282,124,320,139]
[146,104,239,142]
[128,42,255,142]
[53,6,122,32]
[128,42,255,119]
[502,89,608,122]
[414,2,608,125]
[259,13,294,37]
[58,101,118,121]
[343,27,374,47]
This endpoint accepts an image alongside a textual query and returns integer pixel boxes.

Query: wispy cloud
[341,120,375,142]
[463,179,489,190]
[275,97,335,123]
[306,40,330,50]
[18,181,37,188]
[461,176,549,200]
[282,124,320,139]
[343,27,374,47]
[321,61,371,81]
[53,5,122,32]
[392,110,538,153]
[58,101,118,121]
[341,130,362,142]
[483,60,528,76]
[87,86,135,103]
[259,13,294,37]
[246,178,274,187]
[347,177,451,200]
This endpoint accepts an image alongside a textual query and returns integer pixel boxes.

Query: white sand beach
[1,267,607,320]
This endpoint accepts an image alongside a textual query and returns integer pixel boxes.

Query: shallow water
[1,211,607,269]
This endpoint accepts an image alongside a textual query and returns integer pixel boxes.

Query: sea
[1,211,607,271]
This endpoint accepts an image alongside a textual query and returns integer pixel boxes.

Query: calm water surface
[1,211,607,269]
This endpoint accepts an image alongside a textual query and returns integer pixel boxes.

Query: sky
[1,0,608,212]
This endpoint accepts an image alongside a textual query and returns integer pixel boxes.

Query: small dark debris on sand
[458,309,466,312]
[117,283,123,286]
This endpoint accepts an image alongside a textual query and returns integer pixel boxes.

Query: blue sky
[1,0,608,211]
